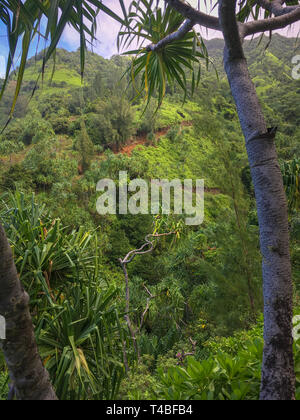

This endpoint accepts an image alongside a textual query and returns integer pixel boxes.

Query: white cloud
[0,55,6,78]
[62,25,80,49]
[61,1,125,57]
[93,12,123,57]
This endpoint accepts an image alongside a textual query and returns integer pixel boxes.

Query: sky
[61,0,219,58]
[0,0,299,78]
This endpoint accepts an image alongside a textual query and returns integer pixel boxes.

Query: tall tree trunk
[219,0,294,399]
[0,224,57,400]
[229,64,294,400]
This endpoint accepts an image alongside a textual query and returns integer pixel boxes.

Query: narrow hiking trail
[75,119,221,195]
[117,120,221,195]
[1,119,221,195]
[119,120,193,156]
[1,120,191,169]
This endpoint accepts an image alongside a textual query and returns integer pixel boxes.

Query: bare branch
[122,341,129,374]
[121,232,176,264]
[119,260,139,358]
[243,6,300,37]
[119,231,176,365]
[176,337,197,365]
[143,284,155,299]
[139,298,151,332]
[256,0,299,15]
[146,19,195,52]
[164,0,221,31]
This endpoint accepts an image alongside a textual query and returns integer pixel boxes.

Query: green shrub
[19,113,55,145]
[0,371,8,401]
[37,283,128,400]
[151,315,300,400]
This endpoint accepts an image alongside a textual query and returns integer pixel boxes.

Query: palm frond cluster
[119,1,210,107]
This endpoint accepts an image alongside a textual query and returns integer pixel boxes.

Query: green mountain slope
[0,34,299,401]
[0,33,299,323]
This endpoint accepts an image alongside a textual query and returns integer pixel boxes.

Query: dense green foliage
[0,34,299,400]
[121,316,300,400]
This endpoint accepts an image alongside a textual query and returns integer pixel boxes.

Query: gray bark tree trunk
[219,0,295,400]
[226,60,294,400]
[0,224,57,400]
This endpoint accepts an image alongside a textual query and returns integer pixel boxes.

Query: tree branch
[243,6,300,36]
[143,284,155,299]
[176,338,197,365]
[119,260,139,358]
[164,0,220,31]
[139,298,151,332]
[121,232,175,264]
[146,19,195,52]
[256,0,299,16]
[119,231,176,364]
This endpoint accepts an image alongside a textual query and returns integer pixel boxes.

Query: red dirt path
[119,121,193,156]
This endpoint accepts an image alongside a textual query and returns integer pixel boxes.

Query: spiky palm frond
[118,2,210,107]
[37,284,129,400]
